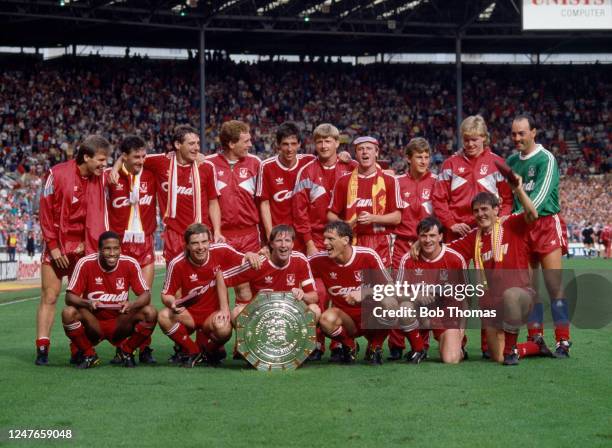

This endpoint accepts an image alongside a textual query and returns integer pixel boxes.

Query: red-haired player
[205,120,262,253]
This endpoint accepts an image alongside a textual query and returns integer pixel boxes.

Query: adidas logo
[264,276,273,284]
[275,177,284,185]
[190,273,198,282]
[95,277,103,285]
[330,272,337,279]
[415,268,424,276]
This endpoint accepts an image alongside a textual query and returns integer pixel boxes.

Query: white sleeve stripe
[223,263,252,277]
[66,255,97,290]
[203,160,220,196]
[532,150,555,208]
[162,255,184,293]
[445,248,468,270]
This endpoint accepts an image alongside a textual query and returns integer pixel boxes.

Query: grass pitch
[1,259,611,447]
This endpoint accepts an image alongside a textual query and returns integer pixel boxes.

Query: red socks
[63,322,95,356]
[330,326,356,350]
[121,322,155,354]
[404,329,424,352]
[165,323,199,355]
[503,331,518,356]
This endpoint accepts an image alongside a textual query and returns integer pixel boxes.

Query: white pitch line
[0,272,166,307]
[0,296,39,306]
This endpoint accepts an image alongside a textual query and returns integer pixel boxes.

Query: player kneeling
[309,221,393,365]
[62,231,157,369]
[159,224,244,367]
[398,217,468,364]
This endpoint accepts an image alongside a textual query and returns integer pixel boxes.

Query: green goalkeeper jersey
[506,144,560,216]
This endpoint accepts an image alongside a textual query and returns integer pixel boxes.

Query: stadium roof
[1,0,610,55]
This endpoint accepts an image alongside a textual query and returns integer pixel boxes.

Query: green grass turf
[0,260,611,447]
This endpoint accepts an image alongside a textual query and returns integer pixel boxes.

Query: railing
[0,261,18,281]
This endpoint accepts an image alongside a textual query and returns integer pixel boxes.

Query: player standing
[106,135,158,363]
[62,231,157,368]
[292,123,356,360]
[37,135,111,365]
[387,137,437,360]
[257,122,315,251]
[432,115,513,358]
[206,120,261,253]
[327,136,402,267]
[507,114,572,357]
[143,125,222,264]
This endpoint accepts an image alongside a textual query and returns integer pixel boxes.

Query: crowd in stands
[0,54,609,256]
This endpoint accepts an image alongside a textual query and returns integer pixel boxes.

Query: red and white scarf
[164,152,202,223]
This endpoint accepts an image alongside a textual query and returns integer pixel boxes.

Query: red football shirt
[106,168,158,236]
[256,154,315,227]
[328,171,402,236]
[205,152,261,231]
[145,153,218,233]
[67,254,149,320]
[292,158,357,246]
[449,213,532,294]
[394,171,437,241]
[309,246,392,313]
[223,252,315,297]
[396,244,467,284]
[162,243,244,313]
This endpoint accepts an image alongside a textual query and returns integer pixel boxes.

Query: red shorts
[224,228,261,254]
[187,306,218,328]
[97,318,119,342]
[391,237,413,270]
[336,304,388,346]
[163,228,184,265]
[356,234,391,268]
[528,214,568,258]
[41,239,84,280]
[121,234,155,267]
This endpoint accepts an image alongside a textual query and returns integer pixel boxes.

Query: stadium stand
[0,55,609,256]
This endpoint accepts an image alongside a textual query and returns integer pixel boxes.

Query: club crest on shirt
[479,164,488,175]
[287,273,295,286]
[116,277,125,290]
[439,269,448,282]
[354,271,362,282]
[422,189,430,200]
[140,182,148,193]
[528,166,536,177]
[239,167,249,179]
